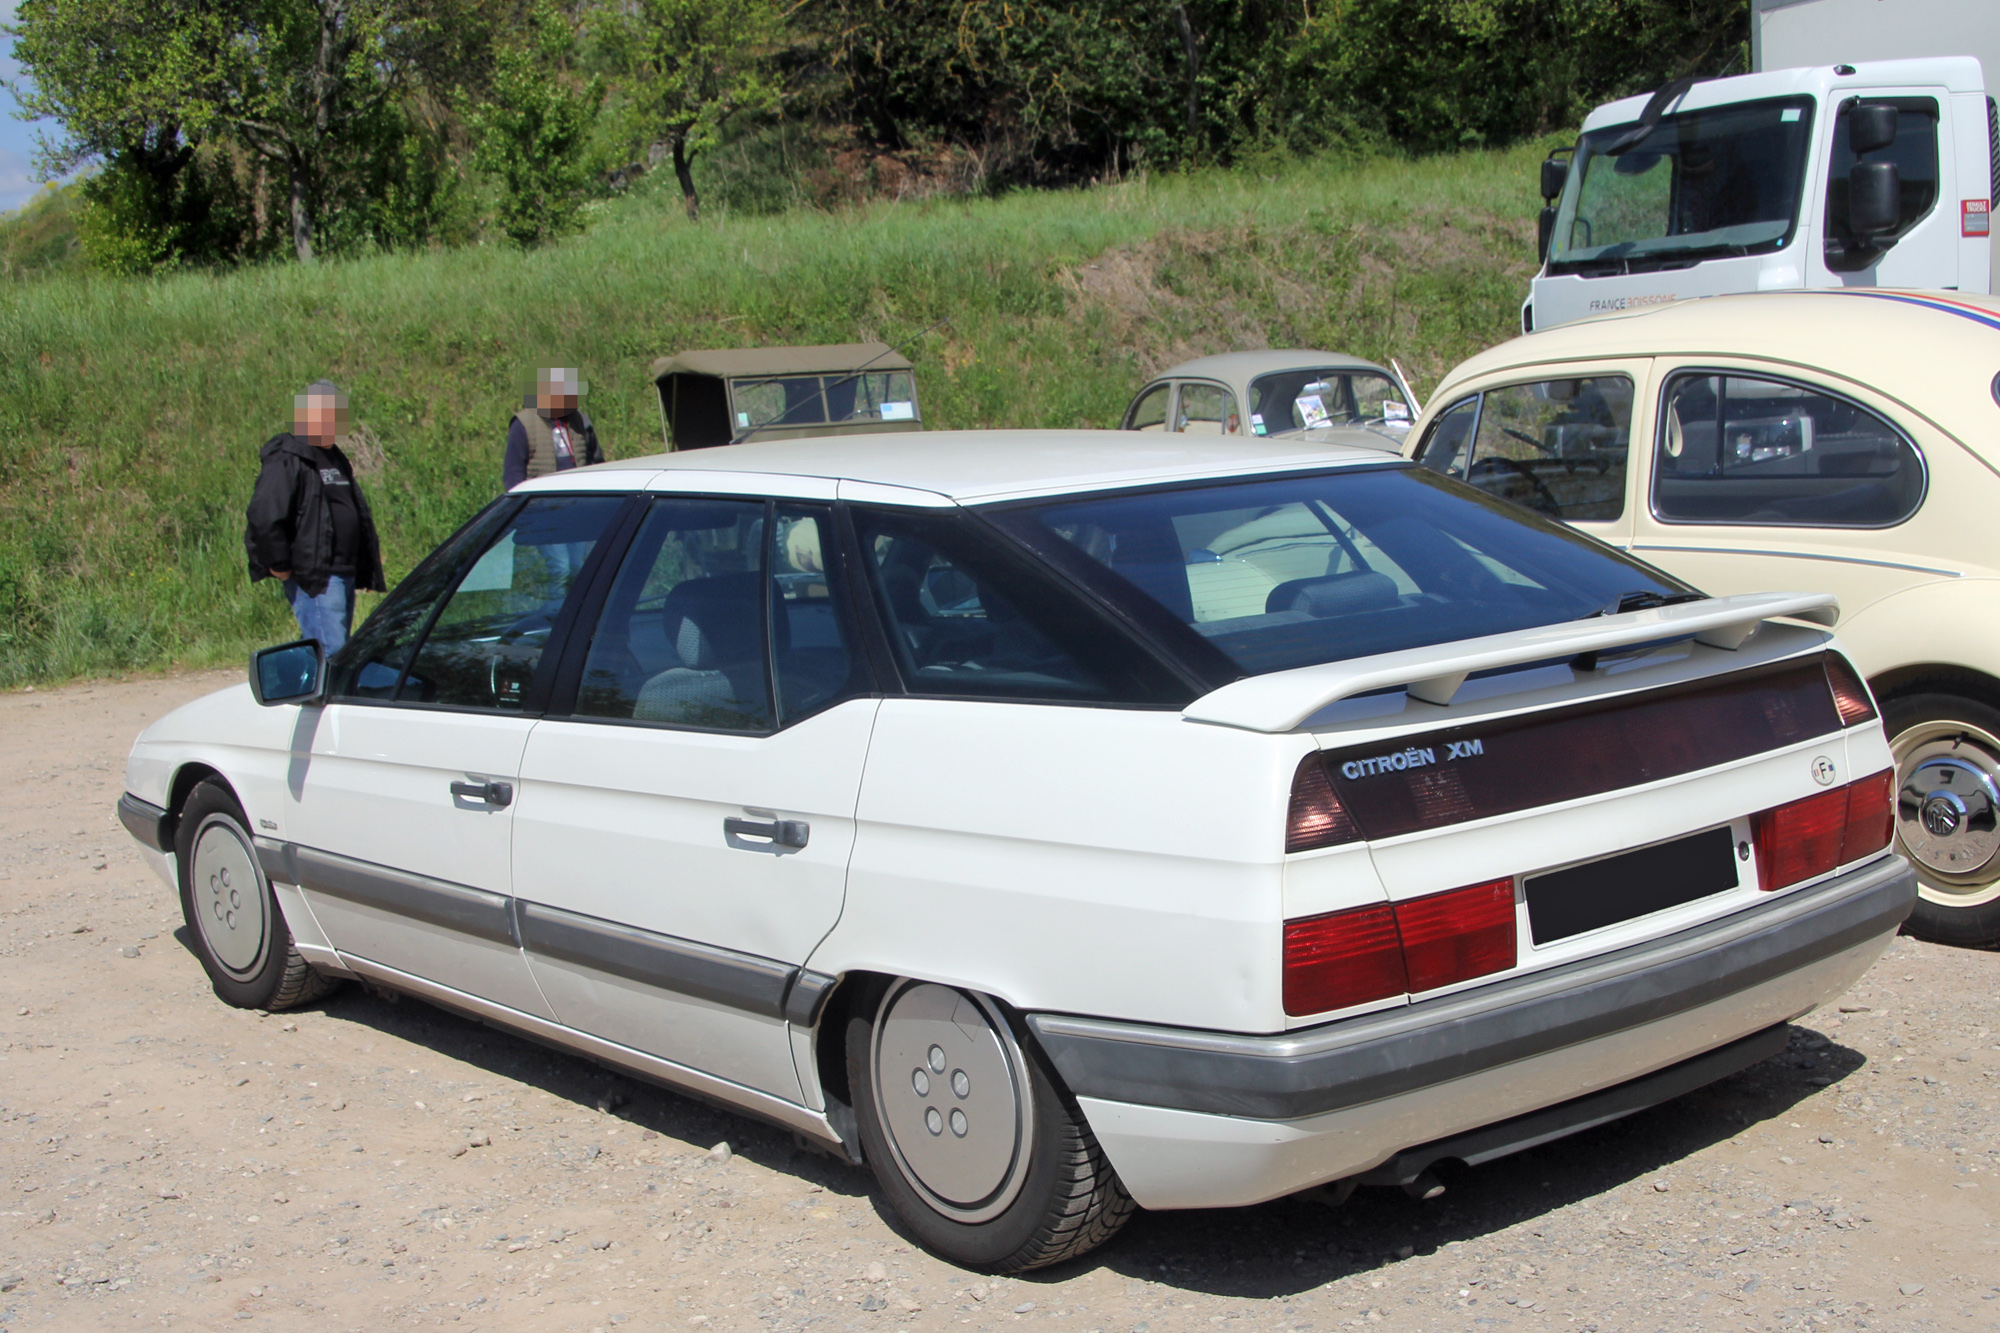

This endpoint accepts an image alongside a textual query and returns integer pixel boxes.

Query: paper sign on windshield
[1295,394,1330,429]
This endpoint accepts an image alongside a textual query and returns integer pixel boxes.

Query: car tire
[846,977,1134,1271]
[1882,691,2000,948]
[175,780,341,1010]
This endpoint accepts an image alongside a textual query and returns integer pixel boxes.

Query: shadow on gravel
[238,950,1871,1300]
[298,980,879,1200]
[1031,1023,1867,1299]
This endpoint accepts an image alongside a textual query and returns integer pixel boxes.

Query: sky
[0,0,58,213]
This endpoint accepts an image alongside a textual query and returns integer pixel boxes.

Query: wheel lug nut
[927,1045,946,1074]
[952,1069,970,1098]
[925,1107,943,1136]
[912,1068,930,1096]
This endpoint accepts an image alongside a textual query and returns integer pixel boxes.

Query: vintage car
[1405,289,2000,948]
[118,431,1911,1270]
[651,342,920,449]
[1119,350,1416,449]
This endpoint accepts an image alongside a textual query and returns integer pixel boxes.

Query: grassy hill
[0,143,1549,687]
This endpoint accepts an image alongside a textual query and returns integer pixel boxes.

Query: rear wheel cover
[1892,716,2000,909]
[869,980,1034,1225]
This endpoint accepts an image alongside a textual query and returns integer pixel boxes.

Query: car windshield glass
[1248,369,1409,435]
[1549,97,1814,274]
[731,370,916,433]
[988,466,1691,677]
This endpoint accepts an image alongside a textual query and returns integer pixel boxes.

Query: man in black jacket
[243,381,386,655]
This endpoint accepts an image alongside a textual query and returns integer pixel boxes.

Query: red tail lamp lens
[1823,653,1878,727]
[1283,905,1406,1016]
[1841,769,1896,861]
[1396,878,1518,993]
[1754,771,1896,892]
[1753,787,1847,892]
[1286,755,1360,853]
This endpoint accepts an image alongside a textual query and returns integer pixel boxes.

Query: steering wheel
[1470,456,1562,517]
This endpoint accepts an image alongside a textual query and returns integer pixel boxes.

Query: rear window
[988,465,1693,678]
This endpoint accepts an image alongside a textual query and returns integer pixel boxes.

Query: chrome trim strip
[1029,854,1914,1120]
[1629,544,1962,578]
[277,843,517,947]
[516,901,796,1020]
[336,953,845,1149]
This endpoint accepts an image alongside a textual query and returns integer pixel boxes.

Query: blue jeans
[285,574,353,656]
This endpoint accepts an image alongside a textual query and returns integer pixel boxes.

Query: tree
[618,0,783,221]
[12,0,432,263]
[468,0,603,247]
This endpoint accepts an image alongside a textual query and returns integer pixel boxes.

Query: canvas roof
[649,342,913,381]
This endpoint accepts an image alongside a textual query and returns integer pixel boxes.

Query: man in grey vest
[504,367,604,490]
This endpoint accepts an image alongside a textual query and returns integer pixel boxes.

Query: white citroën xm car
[117,432,1915,1271]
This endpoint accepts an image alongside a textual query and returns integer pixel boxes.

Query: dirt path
[2,671,1998,1333]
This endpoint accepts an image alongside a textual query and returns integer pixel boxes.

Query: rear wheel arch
[1869,664,2000,714]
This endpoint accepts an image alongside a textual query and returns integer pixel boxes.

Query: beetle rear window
[990,465,1692,677]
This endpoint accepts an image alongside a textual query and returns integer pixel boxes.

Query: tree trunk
[1174,5,1204,142]
[290,157,315,262]
[671,134,699,222]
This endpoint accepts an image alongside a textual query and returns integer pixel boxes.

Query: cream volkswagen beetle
[1407,291,2000,948]
[119,431,1912,1270]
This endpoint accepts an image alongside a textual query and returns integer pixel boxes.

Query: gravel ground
[2,671,1998,1333]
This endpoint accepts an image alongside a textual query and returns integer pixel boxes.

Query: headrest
[659,572,768,670]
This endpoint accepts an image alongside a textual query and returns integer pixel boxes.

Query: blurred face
[294,392,348,446]
[537,369,580,414]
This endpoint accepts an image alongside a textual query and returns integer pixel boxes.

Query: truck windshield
[1549,97,1815,276]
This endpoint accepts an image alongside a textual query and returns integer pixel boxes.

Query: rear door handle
[451,780,514,809]
[724,816,809,849]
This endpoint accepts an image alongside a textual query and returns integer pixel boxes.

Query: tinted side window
[771,505,865,722]
[1825,98,1939,272]
[1176,382,1241,435]
[1416,396,1478,475]
[574,499,773,731]
[396,496,626,710]
[852,507,1187,705]
[1654,373,1925,527]
[1125,383,1171,431]
[327,500,515,701]
[1463,377,1631,522]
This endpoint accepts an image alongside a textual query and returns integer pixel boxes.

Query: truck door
[1811,92,1957,290]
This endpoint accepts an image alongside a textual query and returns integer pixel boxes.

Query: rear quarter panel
[819,700,1317,1032]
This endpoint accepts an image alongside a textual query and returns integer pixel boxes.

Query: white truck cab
[1527,41,1998,331]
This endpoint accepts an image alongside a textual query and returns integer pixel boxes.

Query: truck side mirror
[1539,156,1568,202]
[1848,104,1898,156]
[249,639,326,707]
[1537,206,1557,262]
[1848,160,1902,238]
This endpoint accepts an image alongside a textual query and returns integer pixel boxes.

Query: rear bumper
[1031,854,1913,1209]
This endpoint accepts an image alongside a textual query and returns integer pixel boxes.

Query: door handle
[451,780,514,809]
[724,816,809,849]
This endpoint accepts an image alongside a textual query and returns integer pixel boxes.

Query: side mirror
[1848,160,1902,238]
[249,639,326,707]
[1537,205,1557,262]
[1848,103,1898,156]
[1539,155,1569,202]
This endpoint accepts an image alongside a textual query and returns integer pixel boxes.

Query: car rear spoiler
[1182,591,1840,733]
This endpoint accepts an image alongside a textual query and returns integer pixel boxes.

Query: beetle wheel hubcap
[191,817,269,978]
[872,980,1032,1224]
[1893,719,2000,907]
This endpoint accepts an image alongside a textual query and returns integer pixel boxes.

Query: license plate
[1525,825,1740,946]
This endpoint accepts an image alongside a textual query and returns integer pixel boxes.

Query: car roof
[527,429,1400,504]
[1434,290,2000,449]
[648,342,914,381]
[1146,349,1392,382]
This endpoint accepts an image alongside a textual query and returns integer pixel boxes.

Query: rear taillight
[1842,768,1896,861]
[1753,769,1896,892]
[1824,653,1877,727]
[1283,905,1406,1015]
[1396,878,1517,992]
[1283,879,1520,1016]
[1286,755,1360,853]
